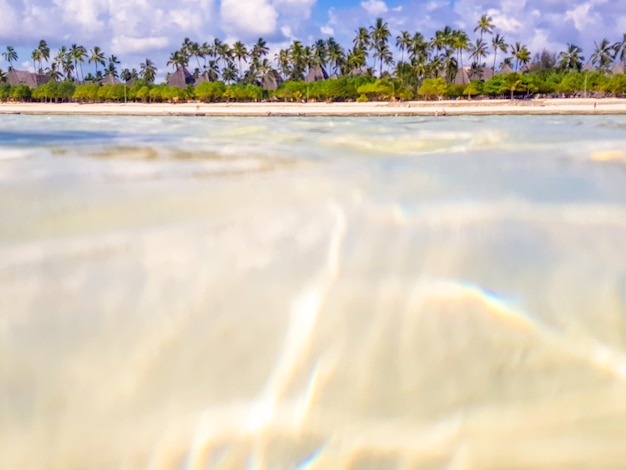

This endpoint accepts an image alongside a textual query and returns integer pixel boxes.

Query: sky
[0,0,625,77]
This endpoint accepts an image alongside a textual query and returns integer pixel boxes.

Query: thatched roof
[100,74,121,86]
[348,67,368,77]
[452,65,495,84]
[261,69,283,90]
[6,70,49,89]
[611,62,625,75]
[167,67,195,88]
[498,63,514,75]
[452,67,470,85]
[194,74,209,86]
[305,65,328,83]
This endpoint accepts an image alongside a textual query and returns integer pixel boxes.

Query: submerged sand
[1,98,626,116]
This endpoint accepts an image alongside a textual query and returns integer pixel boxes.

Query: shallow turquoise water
[1,115,626,469]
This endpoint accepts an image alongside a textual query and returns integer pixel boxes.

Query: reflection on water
[1,115,626,469]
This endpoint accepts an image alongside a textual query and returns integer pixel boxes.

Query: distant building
[6,70,49,89]
[261,70,283,90]
[100,74,122,86]
[167,67,195,88]
[452,64,512,85]
[305,65,328,83]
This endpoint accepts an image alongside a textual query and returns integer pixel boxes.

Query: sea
[1,114,626,469]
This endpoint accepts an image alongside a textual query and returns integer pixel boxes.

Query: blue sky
[0,0,625,76]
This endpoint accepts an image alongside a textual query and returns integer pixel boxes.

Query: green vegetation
[0,19,625,103]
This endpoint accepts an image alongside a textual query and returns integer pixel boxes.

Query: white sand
[1,98,626,116]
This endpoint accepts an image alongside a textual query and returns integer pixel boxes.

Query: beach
[1,97,626,116]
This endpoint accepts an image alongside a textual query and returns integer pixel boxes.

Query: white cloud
[0,0,18,35]
[273,0,315,6]
[487,9,523,33]
[281,25,294,39]
[527,28,563,54]
[168,8,204,30]
[53,0,106,32]
[220,0,278,37]
[320,25,334,35]
[110,36,170,55]
[564,3,596,31]
[360,0,388,16]
[392,5,402,11]
[327,7,338,25]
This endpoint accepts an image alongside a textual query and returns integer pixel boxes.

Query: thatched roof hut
[167,67,195,88]
[7,70,49,89]
[100,74,121,86]
[261,70,283,90]
[305,65,328,83]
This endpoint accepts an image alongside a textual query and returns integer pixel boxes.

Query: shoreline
[1,98,626,116]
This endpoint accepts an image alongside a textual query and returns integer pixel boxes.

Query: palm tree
[180,37,193,62]
[408,32,429,63]
[591,38,615,73]
[353,26,371,51]
[61,56,75,80]
[188,41,203,70]
[2,46,18,71]
[38,40,50,67]
[432,26,454,55]
[474,14,494,41]
[54,46,68,78]
[558,43,584,72]
[451,29,469,82]
[491,33,508,72]
[468,38,488,79]
[206,60,220,82]
[256,58,274,85]
[345,47,367,74]
[31,49,42,73]
[370,17,391,76]
[46,62,62,81]
[140,58,157,84]
[120,68,132,82]
[511,41,531,72]
[373,43,394,77]
[442,49,458,83]
[105,62,119,78]
[89,47,106,76]
[0,69,6,83]
[326,37,345,75]
[105,55,120,78]
[69,44,82,80]
[396,30,411,64]
[216,42,232,67]
[312,39,328,71]
[222,61,237,83]
[288,40,307,81]
[232,41,248,78]
[412,55,428,87]
[275,49,291,79]
[167,50,188,70]
[251,38,269,62]
[614,33,626,74]
[200,42,212,68]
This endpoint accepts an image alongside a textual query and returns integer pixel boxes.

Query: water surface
[1,114,626,469]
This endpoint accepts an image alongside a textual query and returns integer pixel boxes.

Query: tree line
[1,15,626,102]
